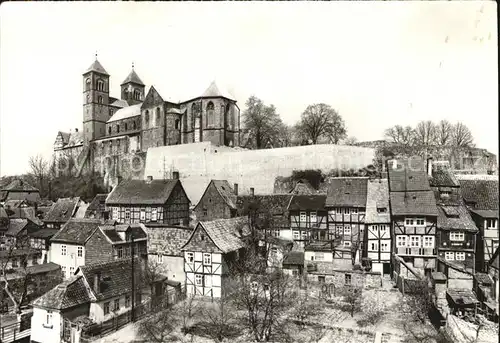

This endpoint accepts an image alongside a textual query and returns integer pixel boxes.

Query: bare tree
[179,294,202,335]
[295,103,347,144]
[343,136,358,146]
[137,306,180,343]
[201,296,240,343]
[413,121,437,147]
[384,125,415,145]
[435,120,453,146]
[28,154,49,197]
[342,286,362,318]
[451,122,474,148]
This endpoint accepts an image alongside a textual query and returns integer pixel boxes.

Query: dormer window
[377,207,387,213]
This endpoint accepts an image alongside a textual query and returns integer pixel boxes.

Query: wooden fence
[0,315,31,343]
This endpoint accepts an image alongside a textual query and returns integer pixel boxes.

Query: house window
[301,231,308,240]
[157,253,163,263]
[343,226,351,235]
[345,274,352,285]
[12,258,18,268]
[315,252,324,261]
[203,253,211,265]
[104,302,110,315]
[77,247,83,257]
[156,108,161,124]
[370,242,378,251]
[61,245,67,256]
[114,299,120,311]
[45,311,53,327]
[187,252,194,263]
[445,252,455,261]
[344,241,351,248]
[61,266,66,275]
[116,125,120,133]
[125,295,131,308]
[98,96,103,104]
[125,123,128,131]
[272,230,280,237]
[397,236,407,247]
[405,218,414,226]
[423,236,435,248]
[117,246,123,258]
[97,79,104,91]
[416,218,425,226]
[69,267,74,275]
[151,208,157,221]
[175,119,180,130]
[292,269,299,276]
[440,191,451,198]
[379,225,387,235]
[300,211,307,222]
[145,110,150,126]
[134,90,141,100]
[455,252,465,261]
[195,274,203,286]
[410,236,420,247]
[486,219,497,229]
[351,208,358,214]
[140,209,146,221]
[293,231,299,240]
[125,208,130,220]
[108,126,112,135]
[318,276,326,283]
[450,232,464,241]
[310,211,317,224]
[203,208,208,216]
[380,242,389,252]
[377,207,387,213]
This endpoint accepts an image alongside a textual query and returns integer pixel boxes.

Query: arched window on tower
[175,119,180,130]
[116,125,120,134]
[207,101,214,127]
[98,96,103,104]
[156,108,161,125]
[134,90,141,101]
[125,123,128,131]
[145,110,150,127]
[85,78,91,91]
[96,79,104,91]
[108,126,111,135]
[133,121,137,130]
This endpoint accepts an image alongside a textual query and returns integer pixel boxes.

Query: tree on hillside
[451,122,474,148]
[276,123,295,148]
[242,96,284,149]
[28,155,49,197]
[291,170,324,190]
[435,120,453,146]
[295,103,346,144]
[343,136,358,146]
[413,121,437,147]
[384,125,415,145]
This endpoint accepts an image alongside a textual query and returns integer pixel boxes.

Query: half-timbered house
[181,217,251,298]
[365,178,391,275]
[287,194,328,247]
[457,175,499,272]
[106,177,190,226]
[43,197,88,229]
[388,158,438,275]
[193,180,238,222]
[430,161,478,272]
[324,177,368,264]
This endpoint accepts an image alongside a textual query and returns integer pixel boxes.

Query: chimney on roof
[250,187,255,196]
[75,128,79,132]
[173,171,179,180]
[146,176,153,183]
[93,272,101,294]
[427,157,433,177]
[234,183,239,196]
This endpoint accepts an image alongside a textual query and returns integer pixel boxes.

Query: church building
[53,57,241,173]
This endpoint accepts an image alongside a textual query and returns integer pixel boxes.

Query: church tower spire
[120,63,145,105]
[82,56,110,143]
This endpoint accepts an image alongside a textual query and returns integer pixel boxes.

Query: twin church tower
[54,56,241,167]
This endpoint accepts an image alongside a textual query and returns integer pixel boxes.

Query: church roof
[107,104,142,123]
[201,81,235,101]
[84,59,109,76]
[121,69,144,86]
[110,99,129,108]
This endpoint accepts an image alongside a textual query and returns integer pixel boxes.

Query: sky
[0,1,497,176]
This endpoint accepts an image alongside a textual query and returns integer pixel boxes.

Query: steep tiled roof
[79,258,144,302]
[290,179,317,195]
[470,209,498,218]
[446,289,479,306]
[437,205,478,232]
[121,69,144,86]
[429,162,459,187]
[84,59,109,75]
[287,195,326,211]
[388,158,431,192]
[43,197,81,223]
[237,194,292,227]
[458,179,499,210]
[85,194,108,214]
[201,81,235,101]
[100,224,147,243]
[147,226,192,256]
[365,179,390,223]
[283,251,304,266]
[107,104,141,123]
[28,228,59,239]
[6,218,29,236]
[66,131,84,147]
[51,218,101,244]
[58,131,71,145]
[475,272,493,285]
[106,179,180,205]
[212,180,237,210]
[1,179,39,192]
[184,217,251,254]
[390,191,438,216]
[32,275,92,310]
[325,177,368,207]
